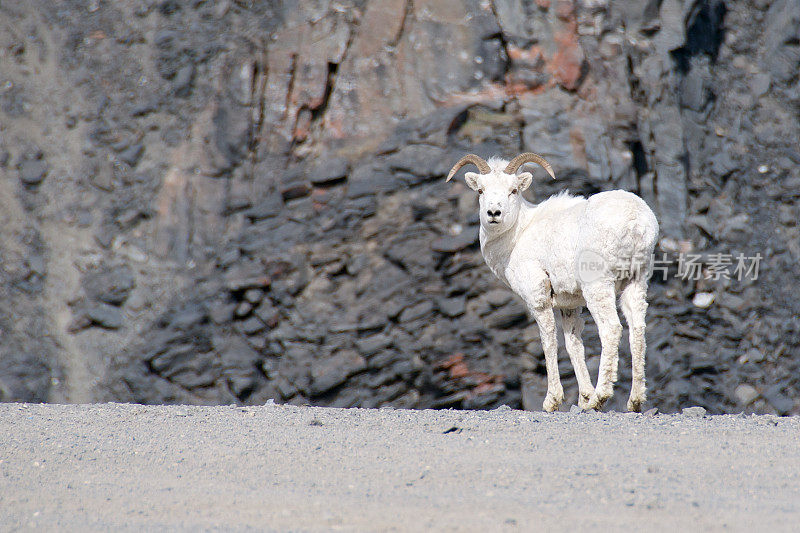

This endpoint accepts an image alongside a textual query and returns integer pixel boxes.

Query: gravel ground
[1,403,799,531]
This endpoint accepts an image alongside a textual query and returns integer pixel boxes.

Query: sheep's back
[578,190,659,277]
[512,190,658,295]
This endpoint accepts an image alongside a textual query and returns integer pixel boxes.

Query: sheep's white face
[464,170,533,234]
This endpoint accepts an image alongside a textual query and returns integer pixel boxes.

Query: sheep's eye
[478,189,483,195]
[510,188,518,195]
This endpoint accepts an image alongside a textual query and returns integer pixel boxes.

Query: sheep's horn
[504,152,556,179]
[446,154,491,181]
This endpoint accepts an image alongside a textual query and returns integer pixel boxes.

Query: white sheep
[446,153,659,412]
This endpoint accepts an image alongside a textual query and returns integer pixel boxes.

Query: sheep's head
[446,153,556,233]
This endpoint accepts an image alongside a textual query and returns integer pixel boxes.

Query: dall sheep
[446,153,659,412]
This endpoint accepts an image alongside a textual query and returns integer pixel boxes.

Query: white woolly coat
[480,190,659,309]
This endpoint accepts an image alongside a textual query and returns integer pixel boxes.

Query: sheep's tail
[627,208,659,282]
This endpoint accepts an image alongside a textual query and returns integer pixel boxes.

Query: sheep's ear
[464,172,481,191]
[516,172,533,191]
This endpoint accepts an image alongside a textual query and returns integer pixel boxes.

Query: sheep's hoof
[543,392,564,412]
[595,384,614,405]
[627,395,646,413]
[580,392,601,411]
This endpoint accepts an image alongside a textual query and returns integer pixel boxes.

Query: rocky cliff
[0,0,798,413]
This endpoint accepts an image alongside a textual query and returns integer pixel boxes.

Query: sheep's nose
[487,209,501,218]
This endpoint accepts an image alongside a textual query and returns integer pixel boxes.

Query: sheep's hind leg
[584,282,623,407]
[532,307,563,412]
[559,308,598,410]
[620,280,648,412]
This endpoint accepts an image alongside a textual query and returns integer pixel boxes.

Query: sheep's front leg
[559,308,598,410]
[531,306,563,412]
[506,266,562,411]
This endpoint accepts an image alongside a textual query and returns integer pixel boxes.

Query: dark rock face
[83,264,135,306]
[0,0,799,415]
[18,155,48,187]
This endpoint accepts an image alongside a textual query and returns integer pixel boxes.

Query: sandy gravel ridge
[1,403,798,531]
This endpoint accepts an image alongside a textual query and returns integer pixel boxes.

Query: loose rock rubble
[0,0,798,414]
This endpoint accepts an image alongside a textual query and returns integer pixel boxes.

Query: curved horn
[446,154,491,181]
[504,152,556,179]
